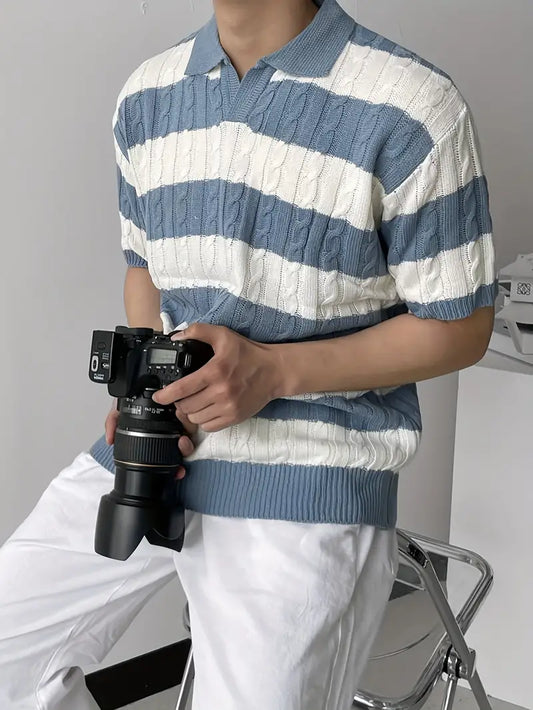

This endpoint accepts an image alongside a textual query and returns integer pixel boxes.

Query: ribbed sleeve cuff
[406,280,498,320]
[123,249,148,268]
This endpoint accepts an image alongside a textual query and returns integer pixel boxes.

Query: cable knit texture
[89,0,498,528]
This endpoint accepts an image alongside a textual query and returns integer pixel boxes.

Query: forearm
[272,311,491,398]
[124,266,164,331]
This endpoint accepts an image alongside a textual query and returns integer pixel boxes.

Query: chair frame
[352,529,494,710]
[174,528,495,710]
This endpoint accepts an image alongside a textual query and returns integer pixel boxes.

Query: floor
[121,682,527,710]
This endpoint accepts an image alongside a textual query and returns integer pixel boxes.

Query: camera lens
[95,391,185,560]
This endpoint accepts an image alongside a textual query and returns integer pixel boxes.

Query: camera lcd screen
[148,348,177,365]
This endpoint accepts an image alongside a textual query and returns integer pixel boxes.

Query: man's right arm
[105,267,196,478]
[105,266,163,445]
[123,266,163,331]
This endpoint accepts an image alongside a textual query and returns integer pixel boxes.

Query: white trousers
[0,450,399,710]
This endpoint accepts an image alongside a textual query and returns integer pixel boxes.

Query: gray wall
[1,0,529,671]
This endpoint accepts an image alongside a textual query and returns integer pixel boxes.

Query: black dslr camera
[88,326,214,560]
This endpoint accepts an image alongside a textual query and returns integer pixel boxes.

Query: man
[0,0,497,708]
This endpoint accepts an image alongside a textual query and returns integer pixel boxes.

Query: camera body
[89,325,213,396]
[88,326,214,560]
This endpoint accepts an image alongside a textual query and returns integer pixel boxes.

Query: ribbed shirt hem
[88,433,398,529]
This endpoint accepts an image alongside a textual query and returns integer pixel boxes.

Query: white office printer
[489,252,533,365]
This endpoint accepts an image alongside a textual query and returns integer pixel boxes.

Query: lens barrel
[94,399,186,560]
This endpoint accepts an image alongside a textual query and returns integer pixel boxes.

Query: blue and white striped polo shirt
[89,0,498,528]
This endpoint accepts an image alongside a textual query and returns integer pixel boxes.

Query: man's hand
[104,397,197,480]
[151,323,281,433]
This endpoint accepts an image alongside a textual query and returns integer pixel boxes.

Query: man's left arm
[272,96,499,398]
[271,306,495,398]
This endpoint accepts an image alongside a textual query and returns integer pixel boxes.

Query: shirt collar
[184,0,355,78]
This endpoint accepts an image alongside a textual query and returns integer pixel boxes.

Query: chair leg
[468,669,494,710]
[441,674,458,710]
[175,645,195,710]
[398,531,492,710]
[400,534,494,710]
[442,650,493,710]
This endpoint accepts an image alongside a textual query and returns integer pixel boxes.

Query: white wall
[1,0,529,671]
[450,363,533,708]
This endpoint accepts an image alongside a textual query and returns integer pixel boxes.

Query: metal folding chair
[174,528,494,710]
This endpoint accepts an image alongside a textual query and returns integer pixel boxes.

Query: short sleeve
[377,103,498,320]
[112,93,148,268]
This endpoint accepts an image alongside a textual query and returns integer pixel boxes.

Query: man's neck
[212,0,319,80]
